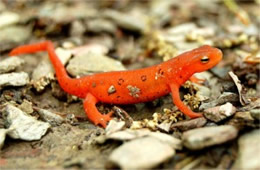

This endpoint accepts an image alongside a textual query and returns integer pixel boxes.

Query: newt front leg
[169,83,202,118]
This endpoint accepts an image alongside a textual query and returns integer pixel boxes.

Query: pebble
[232,129,260,169]
[167,23,197,35]
[70,20,85,36]
[0,57,24,74]
[0,26,31,43]
[0,11,20,28]
[0,1,5,11]
[171,117,207,132]
[228,112,256,129]
[148,132,182,150]
[105,120,126,135]
[250,109,260,121]
[18,100,34,114]
[39,2,97,23]
[3,104,50,141]
[66,52,126,77]
[106,128,181,150]
[109,137,175,169]
[182,125,238,150]
[200,92,239,110]
[204,103,236,122]
[86,18,117,34]
[0,129,9,150]
[34,107,65,126]
[103,9,147,33]
[0,72,29,87]
[106,129,151,141]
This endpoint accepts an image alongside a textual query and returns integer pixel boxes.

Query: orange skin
[9,41,223,127]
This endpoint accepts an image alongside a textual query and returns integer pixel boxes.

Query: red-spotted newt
[9,41,222,127]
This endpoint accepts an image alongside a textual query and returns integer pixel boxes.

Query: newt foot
[93,111,114,128]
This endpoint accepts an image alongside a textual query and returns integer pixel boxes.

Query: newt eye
[200,56,209,63]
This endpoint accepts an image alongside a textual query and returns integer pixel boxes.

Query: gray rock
[0,72,29,87]
[204,102,236,122]
[66,52,126,77]
[34,107,65,126]
[3,104,50,141]
[18,100,34,114]
[171,117,207,132]
[250,109,260,121]
[106,128,181,150]
[0,57,24,74]
[228,112,256,129]
[200,92,239,110]
[232,129,260,169]
[182,125,238,150]
[0,129,9,150]
[0,11,20,28]
[0,2,5,11]
[86,18,117,34]
[39,2,97,23]
[103,9,147,33]
[0,26,31,43]
[148,132,182,150]
[109,137,175,169]
[106,129,151,141]
[106,120,126,135]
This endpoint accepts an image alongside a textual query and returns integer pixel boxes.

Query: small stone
[200,92,239,110]
[0,57,24,74]
[148,132,182,150]
[103,9,147,33]
[204,103,236,122]
[167,23,197,35]
[18,100,34,114]
[34,107,64,126]
[3,104,50,141]
[0,11,20,28]
[105,120,125,135]
[86,18,116,34]
[227,112,256,129]
[232,129,260,169]
[70,20,85,36]
[182,125,238,150]
[0,26,31,43]
[171,117,207,132]
[0,129,9,150]
[250,109,260,121]
[66,52,125,77]
[109,137,175,169]
[0,72,29,87]
[106,129,151,141]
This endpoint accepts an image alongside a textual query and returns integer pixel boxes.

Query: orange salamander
[9,41,222,127]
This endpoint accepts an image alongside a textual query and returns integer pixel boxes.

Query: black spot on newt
[141,75,147,82]
[118,78,124,85]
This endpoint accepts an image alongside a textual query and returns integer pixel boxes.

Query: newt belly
[9,41,222,127]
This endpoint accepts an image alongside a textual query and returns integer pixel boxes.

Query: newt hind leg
[83,93,113,128]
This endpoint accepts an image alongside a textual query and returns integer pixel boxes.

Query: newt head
[185,45,223,73]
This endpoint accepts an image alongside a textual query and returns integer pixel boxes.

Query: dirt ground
[0,0,259,169]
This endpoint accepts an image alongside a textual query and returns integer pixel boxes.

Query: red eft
[9,41,223,127]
